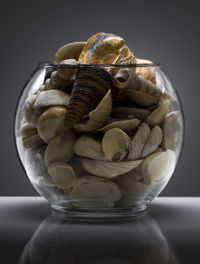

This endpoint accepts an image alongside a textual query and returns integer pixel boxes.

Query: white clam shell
[111,107,151,120]
[54,41,86,63]
[37,106,66,144]
[44,130,77,166]
[102,128,130,161]
[33,90,70,109]
[48,161,76,190]
[74,89,112,133]
[81,158,143,178]
[74,135,107,161]
[128,122,150,161]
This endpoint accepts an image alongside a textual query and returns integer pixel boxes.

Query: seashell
[142,150,176,186]
[162,111,181,151]
[74,135,107,161]
[24,94,37,123]
[128,122,150,161]
[43,59,79,91]
[48,161,76,190]
[81,158,143,178]
[63,66,112,130]
[141,125,163,158]
[70,175,121,207]
[54,41,86,63]
[44,129,77,166]
[33,90,70,109]
[135,58,156,84]
[102,128,130,161]
[111,107,151,120]
[98,118,141,133]
[74,89,112,133]
[113,69,172,107]
[68,157,89,177]
[37,106,67,143]
[146,100,170,127]
[22,134,44,150]
[20,122,38,139]
[78,32,135,64]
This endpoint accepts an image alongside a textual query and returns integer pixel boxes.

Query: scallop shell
[54,42,86,63]
[111,107,151,120]
[98,118,141,133]
[102,128,130,161]
[78,32,135,64]
[74,135,107,161]
[113,69,172,107]
[37,106,67,143]
[81,158,143,178]
[136,58,156,84]
[128,122,150,161]
[48,161,76,190]
[63,66,112,130]
[70,175,121,207]
[74,89,112,133]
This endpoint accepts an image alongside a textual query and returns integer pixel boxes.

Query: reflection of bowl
[19,215,178,263]
[14,62,184,218]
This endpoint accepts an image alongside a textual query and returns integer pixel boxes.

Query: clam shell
[54,41,86,63]
[33,90,70,109]
[74,135,107,161]
[142,150,176,186]
[48,161,76,190]
[98,118,141,133]
[22,134,44,150]
[146,100,170,127]
[74,89,112,133]
[71,175,121,207]
[37,106,66,143]
[63,66,112,130]
[20,122,37,139]
[141,125,163,158]
[44,130,77,166]
[111,107,151,120]
[162,111,181,151]
[128,122,150,161]
[81,158,143,178]
[136,58,156,84]
[102,128,130,161]
[24,94,37,123]
[78,32,135,64]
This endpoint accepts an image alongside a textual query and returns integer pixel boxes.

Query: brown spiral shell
[63,66,113,130]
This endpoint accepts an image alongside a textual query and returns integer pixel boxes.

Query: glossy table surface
[0,197,200,264]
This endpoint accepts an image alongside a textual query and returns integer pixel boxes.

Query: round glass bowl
[14,62,184,220]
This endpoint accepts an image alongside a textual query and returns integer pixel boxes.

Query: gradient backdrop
[1,0,199,196]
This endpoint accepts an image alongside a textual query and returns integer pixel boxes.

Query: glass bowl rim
[38,61,161,68]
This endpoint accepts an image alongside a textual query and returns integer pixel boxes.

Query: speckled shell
[78,32,135,64]
[63,66,113,130]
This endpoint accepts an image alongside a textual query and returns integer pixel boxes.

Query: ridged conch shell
[78,32,135,64]
[63,66,112,130]
[142,150,176,186]
[81,158,143,178]
[33,90,70,109]
[111,107,151,120]
[48,161,76,190]
[70,175,121,207]
[74,89,112,133]
[98,118,141,133]
[136,58,156,84]
[113,69,172,107]
[74,135,107,161]
[37,106,66,143]
[21,123,44,150]
[128,122,150,160]
[54,42,86,63]
[102,128,130,161]
[141,125,163,158]
[146,100,170,126]
[44,130,77,166]
[162,111,181,151]
[43,59,79,91]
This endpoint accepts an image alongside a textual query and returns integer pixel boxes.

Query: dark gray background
[0,0,199,196]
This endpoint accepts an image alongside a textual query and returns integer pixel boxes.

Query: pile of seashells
[20,33,181,208]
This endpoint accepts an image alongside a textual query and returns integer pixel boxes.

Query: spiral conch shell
[78,32,135,64]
